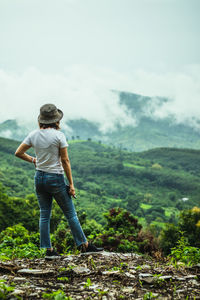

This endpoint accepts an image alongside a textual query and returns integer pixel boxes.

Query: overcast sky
[0,0,200,130]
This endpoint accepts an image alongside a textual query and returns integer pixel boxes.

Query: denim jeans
[34,170,87,248]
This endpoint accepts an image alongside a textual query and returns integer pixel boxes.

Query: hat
[38,104,63,124]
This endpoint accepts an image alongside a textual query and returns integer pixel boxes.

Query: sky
[0,0,200,131]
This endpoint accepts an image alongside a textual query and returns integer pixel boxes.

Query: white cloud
[0,64,200,131]
[0,129,12,139]
[128,66,200,129]
[0,66,136,132]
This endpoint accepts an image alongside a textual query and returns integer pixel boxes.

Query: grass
[68,139,86,144]
[123,163,145,169]
[137,217,146,227]
[151,221,166,228]
[164,207,179,217]
[140,203,152,210]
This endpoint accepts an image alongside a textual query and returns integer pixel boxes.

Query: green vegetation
[0,137,199,265]
[169,235,200,266]
[0,280,18,300]
[42,290,72,300]
[160,206,200,255]
[0,224,43,260]
[1,137,200,230]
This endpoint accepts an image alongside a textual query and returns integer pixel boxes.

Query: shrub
[94,208,143,253]
[0,224,42,260]
[169,235,200,266]
[160,206,200,255]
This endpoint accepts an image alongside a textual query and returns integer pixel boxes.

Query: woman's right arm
[60,147,76,198]
[15,143,36,165]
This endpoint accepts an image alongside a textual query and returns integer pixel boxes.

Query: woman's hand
[33,157,36,167]
[69,184,76,198]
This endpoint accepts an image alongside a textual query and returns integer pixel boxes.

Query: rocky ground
[0,251,200,299]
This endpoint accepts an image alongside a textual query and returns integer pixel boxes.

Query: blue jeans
[34,170,87,248]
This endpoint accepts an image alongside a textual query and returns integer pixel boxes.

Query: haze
[0,0,200,131]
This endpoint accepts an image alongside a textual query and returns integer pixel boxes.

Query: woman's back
[23,128,68,174]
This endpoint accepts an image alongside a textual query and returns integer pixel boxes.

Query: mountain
[1,91,200,151]
[1,136,200,230]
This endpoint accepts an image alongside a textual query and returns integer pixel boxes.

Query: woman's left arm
[15,143,36,165]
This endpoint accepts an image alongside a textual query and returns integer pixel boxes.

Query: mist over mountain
[1,91,200,151]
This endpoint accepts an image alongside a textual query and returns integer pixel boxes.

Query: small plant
[143,292,158,299]
[88,256,96,270]
[0,280,19,300]
[136,265,142,270]
[112,280,121,286]
[139,279,143,287]
[67,265,76,270]
[108,266,121,272]
[97,288,108,297]
[58,267,67,272]
[57,277,69,282]
[84,278,92,288]
[42,289,72,300]
[152,274,165,287]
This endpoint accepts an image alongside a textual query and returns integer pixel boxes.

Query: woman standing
[15,104,103,257]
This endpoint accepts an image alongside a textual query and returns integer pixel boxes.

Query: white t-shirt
[23,128,68,174]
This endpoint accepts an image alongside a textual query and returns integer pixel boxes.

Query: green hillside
[0,136,199,232]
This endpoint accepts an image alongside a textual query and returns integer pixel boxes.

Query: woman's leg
[54,188,87,248]
[36,191,53,248]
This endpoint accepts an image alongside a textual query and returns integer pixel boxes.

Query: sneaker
[45,249,60,259]
[78,243,103,253]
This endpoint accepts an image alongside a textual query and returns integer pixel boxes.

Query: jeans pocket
[46,174,58,186]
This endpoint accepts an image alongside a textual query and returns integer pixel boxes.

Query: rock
[129,269,137,274]
[185,274,197,279]
[175,276,186,281]
[88,284,100,291]
[29,293,38,297]
[176,289,185,294]
[11,289,25,296]
[35,287,46,291]
[0,275,8,280]
[190,279,199,286]
[17,268,54,275]
[102,270,120,275]
[122,287,135,293]
[159,275,172,281]
[12,277,27,282]
[98,251,118,257]
[63,255,75,262]
[117,253,140,260]
[73,266,91,275]
[57,283,65,288]
[124,272,136,279]
[45,256,62,261]
[140,264,151,270]
[139,273,172,284]
[1,252,200,299]
[139,273,155,284]
[139,273,153,278]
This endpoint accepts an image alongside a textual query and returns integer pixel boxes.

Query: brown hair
[39,122,60,130]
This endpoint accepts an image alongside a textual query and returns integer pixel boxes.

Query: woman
[15,103,103,257]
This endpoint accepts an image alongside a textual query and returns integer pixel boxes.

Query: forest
[0,136,200,263]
